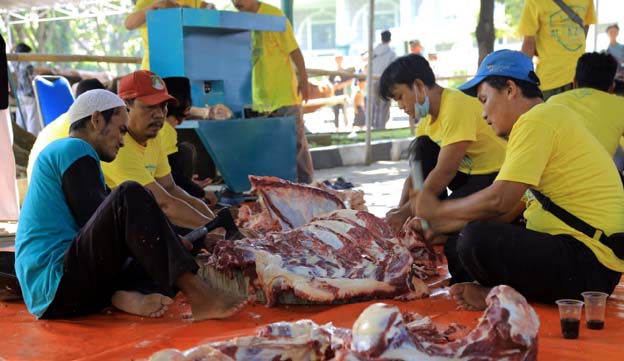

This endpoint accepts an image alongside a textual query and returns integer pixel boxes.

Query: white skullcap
[68,89,126,125]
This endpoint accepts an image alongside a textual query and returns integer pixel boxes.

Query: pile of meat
[209,176,437,305]
[149,285,540,361]
[210,208,437,305]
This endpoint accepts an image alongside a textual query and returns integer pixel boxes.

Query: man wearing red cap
[17,89,247,321]
[101,70,215,230]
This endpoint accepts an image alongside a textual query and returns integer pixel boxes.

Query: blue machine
[147,9,297,193]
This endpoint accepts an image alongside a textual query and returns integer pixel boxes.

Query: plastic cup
[555,299,584,339]
[581,291,608,330]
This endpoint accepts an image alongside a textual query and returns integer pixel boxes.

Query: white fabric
[0,108,19,221]
[67,89,126,124]
[15,94,42,136]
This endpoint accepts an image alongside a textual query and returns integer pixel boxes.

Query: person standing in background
[371,30,396,129]
[231,0,314,184]
[329,54,352,132]
[519,0,596,100]
[606,24,624,95]
[12,43,41,135]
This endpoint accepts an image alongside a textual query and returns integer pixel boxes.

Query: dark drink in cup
[587,319,604,330]
[560,318,580,339]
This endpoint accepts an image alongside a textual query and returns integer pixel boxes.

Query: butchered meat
[237,176,346,233]
[209,209,437,306]
[149,286,539,361]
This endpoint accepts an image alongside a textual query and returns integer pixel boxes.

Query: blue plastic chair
[32,75,74,127]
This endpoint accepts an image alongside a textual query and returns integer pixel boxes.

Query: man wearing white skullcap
[15,89,246,322]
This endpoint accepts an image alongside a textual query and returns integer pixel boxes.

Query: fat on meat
[149,286,539,361]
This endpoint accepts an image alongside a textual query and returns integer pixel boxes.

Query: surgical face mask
[413,85,430,118]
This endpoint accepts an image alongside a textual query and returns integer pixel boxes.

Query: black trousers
[446,221,621,303]
[42,182,199,319]
[411,135,498,200]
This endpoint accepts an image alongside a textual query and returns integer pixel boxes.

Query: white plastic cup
[555,299,584,339]
[581,291,608,330]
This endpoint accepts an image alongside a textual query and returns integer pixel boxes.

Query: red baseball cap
[118,70,178,106]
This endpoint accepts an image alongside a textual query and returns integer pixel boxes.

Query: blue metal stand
[147,8,297,192]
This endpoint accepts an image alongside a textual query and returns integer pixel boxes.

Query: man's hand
[192,174,213,188]
[209,104,233,120]
[411,188,440,221]
[149,0,178,10]
[385,207,410,233]
[200,1,216,9]
[204,191,218,206]
[179,236,193,251]
[405,217,435,240]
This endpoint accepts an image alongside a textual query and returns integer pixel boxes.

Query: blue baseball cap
[459,49,539,97]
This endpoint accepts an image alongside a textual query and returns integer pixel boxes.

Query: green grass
[307,127,414,148]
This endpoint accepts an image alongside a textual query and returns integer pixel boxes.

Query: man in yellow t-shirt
[378,54,507,238]
[413,50,624,310]
[101,70,215,230]
[548,52,624,158]
[125,0,205,70]
[27,79,107,183]
[519,0,595,100]
[232,0,314,184]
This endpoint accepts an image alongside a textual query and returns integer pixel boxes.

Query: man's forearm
[162,196,212,229]
[290,49,308,84]
[125,9,148,30]
[429,182,526,223]
[521,36,536,57]
[422,167,457,198]
[171,185,214,219]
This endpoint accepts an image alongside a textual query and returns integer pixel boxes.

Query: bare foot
[190,292,250,322]
[111,290,173,318]
[449,282,490,311]
[177,273,249,322]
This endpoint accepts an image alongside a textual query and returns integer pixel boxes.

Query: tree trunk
[476,0,495,65]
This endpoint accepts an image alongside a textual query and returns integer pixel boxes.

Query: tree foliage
[7,14,141,75]
[476,0,524,64]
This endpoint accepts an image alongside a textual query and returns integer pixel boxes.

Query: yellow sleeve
[154,136,172,179]
[518,0,539,36]
[160,122,178,155]
[584,0,596,25]
[260,3,299,54]
[496,117,553,187]
[134,0,153,11]
[103,149,156,188]
[439,99,478,147]
[280,19,299,54]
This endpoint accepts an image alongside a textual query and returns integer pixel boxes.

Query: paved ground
[304,105,409,134]
[315,160,408,218]
[0,160,408,247]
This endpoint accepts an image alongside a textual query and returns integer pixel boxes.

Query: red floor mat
[1,257,623,360]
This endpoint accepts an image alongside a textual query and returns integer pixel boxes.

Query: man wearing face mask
[379,55,507,260]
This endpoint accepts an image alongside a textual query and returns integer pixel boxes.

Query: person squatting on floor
[410,50,624,310]
[15,89,247,321]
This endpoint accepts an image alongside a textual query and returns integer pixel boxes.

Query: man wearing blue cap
[411,49,624,310]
